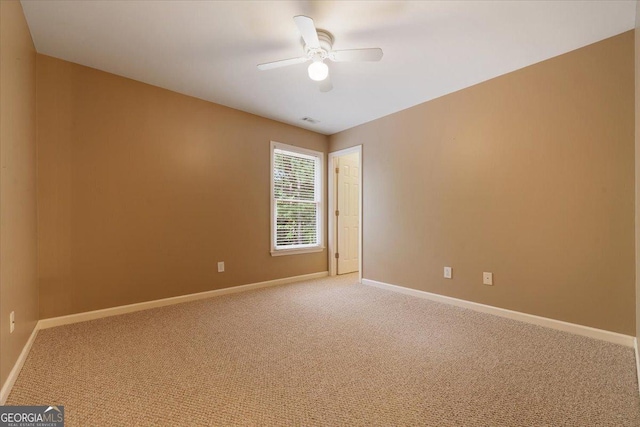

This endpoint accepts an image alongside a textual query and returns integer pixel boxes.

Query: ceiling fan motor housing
[304,30,334,60]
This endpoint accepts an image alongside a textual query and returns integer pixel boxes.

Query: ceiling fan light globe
[308,61,329,81]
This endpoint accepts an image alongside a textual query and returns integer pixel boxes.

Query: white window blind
[271,142,323,254]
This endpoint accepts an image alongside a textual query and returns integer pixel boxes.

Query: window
[271,141,324,255]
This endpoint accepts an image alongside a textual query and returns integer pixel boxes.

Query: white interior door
[337,153,359,274]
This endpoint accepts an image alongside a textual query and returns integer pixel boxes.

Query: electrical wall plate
[483,272,493,286]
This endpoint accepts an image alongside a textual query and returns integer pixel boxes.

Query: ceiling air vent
[301,117,320,124]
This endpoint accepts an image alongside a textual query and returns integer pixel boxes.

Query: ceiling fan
[257,16,383,92]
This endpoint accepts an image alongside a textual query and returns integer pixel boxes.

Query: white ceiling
[21,1,636,135]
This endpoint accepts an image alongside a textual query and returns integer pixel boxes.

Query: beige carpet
[7,274,640,426]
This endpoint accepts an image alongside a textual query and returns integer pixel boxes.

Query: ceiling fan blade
[293,15,320,49]
[329,48,383,62]
[319,74,333,93]
[257,56,308,71]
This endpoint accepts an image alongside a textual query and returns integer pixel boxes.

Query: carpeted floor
[7,274,640,426]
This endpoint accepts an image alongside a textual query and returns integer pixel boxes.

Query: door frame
[328,145,362,282]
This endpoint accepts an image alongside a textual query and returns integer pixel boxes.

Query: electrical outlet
[483,272,493,286]
[444,266,452,279]
[217,261,225,273]
[10,311,15,333]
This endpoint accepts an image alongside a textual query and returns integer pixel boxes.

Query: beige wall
[0,1,39,389]
[635,4,640,347]
[331,31,635,335]
[37,55,329,319]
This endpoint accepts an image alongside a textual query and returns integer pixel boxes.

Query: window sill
[270,246,325,257]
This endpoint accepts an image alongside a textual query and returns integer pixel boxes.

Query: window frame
[270,141,324,256]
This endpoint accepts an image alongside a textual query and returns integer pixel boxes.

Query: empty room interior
[2,0,640,425]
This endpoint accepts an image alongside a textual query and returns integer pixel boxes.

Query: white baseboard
[0,271,327,404]
[0,325,38,405]
[635,338,640,396]
[39,271,329,330]
[4,273,635,403]
[362,278,635,348]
